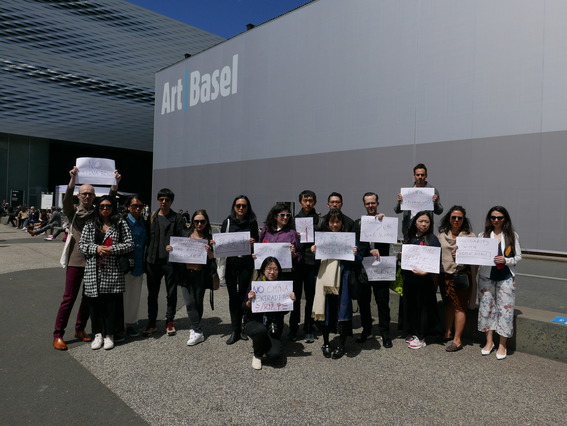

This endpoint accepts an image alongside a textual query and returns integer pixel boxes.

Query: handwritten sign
[251,281,294,313]
[400,187,435,216]
[359,216,398,244]
[401,244,441,274]
[213,232,251,258]
[362,256,397,281]
[168,237,208,264]
[254,243,292,269]
[76,157,116,185]
[456,237,498,266]
[295,217,314,243]
[315,232,356,261]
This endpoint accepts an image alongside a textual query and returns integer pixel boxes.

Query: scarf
[312,259,341,321]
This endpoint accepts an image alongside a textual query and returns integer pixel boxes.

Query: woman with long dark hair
[311,209,360,359]
[438,206,477,352]
[167,209,215,346]
[402,211,442,350]
[243,257,296,370]
[478,206,521,360]
[122,195,148,337]
[215,195,259,345]
[79,195,134,350]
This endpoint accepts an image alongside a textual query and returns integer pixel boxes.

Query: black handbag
[453,271,470,290]
[118,223,134,274]
[349,265,368,301]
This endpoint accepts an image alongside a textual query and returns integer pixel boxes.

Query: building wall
[152,0,567,252]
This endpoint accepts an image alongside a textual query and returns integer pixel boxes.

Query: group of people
[50,162,521,370]
[2,201,66,241]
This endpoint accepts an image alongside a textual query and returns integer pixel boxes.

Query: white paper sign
[362,256,397,281]
[254,243,292,269]
[168,237,208,264]
[401,244,441,274]
[76,157,116,185]
[295,217,314,243]
[456,237,499,266]
[250,281,294,312]
[400,187,435,216]
[213,232,251,258]
[315,232,356,261]
[359,216,398,244]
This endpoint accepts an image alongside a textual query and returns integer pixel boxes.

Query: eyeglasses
[450,216,464,221]
[265,267,278,274]
[194,220,206,225]
[158,198,171,203]
[130,204,143,209]
[80,192,94,197]
[490,216,505,221]
[99,204,112,210]
[235,204,248,209]
[278,213,291,218]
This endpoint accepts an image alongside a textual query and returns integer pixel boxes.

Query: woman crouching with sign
[243,257,296,370]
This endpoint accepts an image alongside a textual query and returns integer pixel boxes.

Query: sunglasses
[235,204,248,209]
[130,204,143,209]
[193,220,207,225]
[278,213,291,218]
[99,204,113,210]
[80,192,95,197]
[490,216,505,221]
[158,198,171,203]
[450,216,464,221]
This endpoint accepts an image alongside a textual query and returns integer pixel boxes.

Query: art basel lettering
[160,54,238,115]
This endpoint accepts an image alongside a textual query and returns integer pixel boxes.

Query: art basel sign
[160,54,239,114]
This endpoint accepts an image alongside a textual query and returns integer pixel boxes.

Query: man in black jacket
[143,188,184,337]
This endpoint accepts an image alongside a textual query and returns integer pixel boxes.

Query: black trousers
[290,263,317,334]
[146,261,178,323]
[358,281,391,335]
[226,257,254,333]
[245,320,282,359]
[89,293,122,336]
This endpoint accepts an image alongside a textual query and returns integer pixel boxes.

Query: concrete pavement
[1,225,565,425]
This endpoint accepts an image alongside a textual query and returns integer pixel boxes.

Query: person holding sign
[401,211,442,350]
[354,192,393,348]
[166,210,215,346]
[477,206,522,360]
[394,163,443,240]
[258,203,303,340]
[438,206,477,352]
[311,210,360,359]
[294,190,320,343]
[243,257,296,370]
[216,195,259,345]
[78,196,134,350]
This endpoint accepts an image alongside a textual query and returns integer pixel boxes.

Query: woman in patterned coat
[79,195,134,350]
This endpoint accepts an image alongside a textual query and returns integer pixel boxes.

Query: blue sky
[125,0,313,38]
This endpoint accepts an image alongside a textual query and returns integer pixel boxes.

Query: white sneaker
[408,338,426,350]
[103,335,114,350]
[252,356,262,370]
[187,331,205,346]
[45,236,53,241]
[91,333,103,350]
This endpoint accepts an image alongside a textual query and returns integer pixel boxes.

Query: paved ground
[1,225,566,425]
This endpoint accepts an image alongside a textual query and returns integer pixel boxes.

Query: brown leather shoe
[74,330,92,342]
[53,337,68,350]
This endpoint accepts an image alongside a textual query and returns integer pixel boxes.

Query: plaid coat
[78,219,134,297]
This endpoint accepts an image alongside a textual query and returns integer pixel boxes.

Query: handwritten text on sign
[359,216,398,244]
[362,256,397,281]
[168,237,208,264]
[213,232,251,258]
[401,244,441,274]
[295,217,314,243]
[76,157,116,185]
[400,187,434,215]
[456,237,498,266]
[251,281,293,313]
[315,232,356,261]
[254,243,292,269]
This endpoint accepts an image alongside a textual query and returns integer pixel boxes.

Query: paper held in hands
[75,157,116,185]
